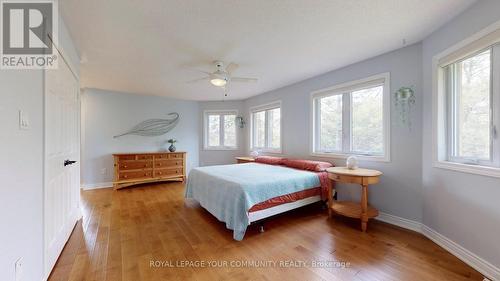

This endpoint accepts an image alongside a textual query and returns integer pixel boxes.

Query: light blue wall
[82,89,200,187]
[422,0,500,269]
[242,43,424,222]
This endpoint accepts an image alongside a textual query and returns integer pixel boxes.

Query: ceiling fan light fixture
[210,77,227,87]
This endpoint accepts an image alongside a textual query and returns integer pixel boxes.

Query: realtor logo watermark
[1,0,58,69]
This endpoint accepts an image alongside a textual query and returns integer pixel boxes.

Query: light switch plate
[19,110,30,130]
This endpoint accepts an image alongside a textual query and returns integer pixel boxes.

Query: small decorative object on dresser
[235,157,255,164]
[167,138,177,152]
[113,152,186,190]
[346,155,358,170]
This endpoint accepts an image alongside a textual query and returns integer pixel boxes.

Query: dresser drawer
[155,159,183,168]
[168,153,184,159]
[117,155,136,161]
[119,160,152,170]
[119,170,153,180]
[137,154,153,160]
[154,168,183,177]
[155,154,168,160]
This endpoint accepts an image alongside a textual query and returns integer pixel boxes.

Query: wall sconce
[235,116,245,128]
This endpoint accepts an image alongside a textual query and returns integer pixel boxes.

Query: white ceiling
[61,0,475,101]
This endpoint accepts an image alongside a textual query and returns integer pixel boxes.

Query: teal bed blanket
[185,163,320,241]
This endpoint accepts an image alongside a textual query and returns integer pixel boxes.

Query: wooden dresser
[113,152,186,190]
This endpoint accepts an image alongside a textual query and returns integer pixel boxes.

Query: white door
[44,53,80,277]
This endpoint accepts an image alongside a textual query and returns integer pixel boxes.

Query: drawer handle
[124,165,127,168]
[124,175,128,178]
[158,172,162,175]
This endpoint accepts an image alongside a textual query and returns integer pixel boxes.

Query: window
[434,25,500,177]
[441,46,499,167]
[250,101,281,153]
[204,111,238,150]
[311,73,390,161]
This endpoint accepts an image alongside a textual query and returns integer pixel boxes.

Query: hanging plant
[394,86,415,130]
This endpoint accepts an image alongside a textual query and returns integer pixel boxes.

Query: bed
[185,158,332,241]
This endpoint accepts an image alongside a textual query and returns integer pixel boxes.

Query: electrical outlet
[19,110,30,130]
[15,257,23,281]
[101,168,107,175]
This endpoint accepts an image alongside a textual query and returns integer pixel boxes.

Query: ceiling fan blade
[231,77,258,82]
[186,76,210,83]
[225,62,239,74]
[191,69,212,75]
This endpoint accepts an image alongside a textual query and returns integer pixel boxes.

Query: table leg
[360,184,368,232]
[328,183,333,218]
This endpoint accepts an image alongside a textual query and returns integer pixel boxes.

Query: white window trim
[249,100,282,154]
[203,110,239,151]
[309,73,391,162]
[432,19,500,178]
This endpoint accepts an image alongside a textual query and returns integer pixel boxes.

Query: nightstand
[235,157,255,164]
[326,167,382,232]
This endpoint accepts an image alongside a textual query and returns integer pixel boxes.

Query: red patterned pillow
[254,156,285,165]
[282,159,333,172]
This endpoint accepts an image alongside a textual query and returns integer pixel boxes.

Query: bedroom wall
[81,89,200,188]
[0,17,79,281]
[242,43,424,222]
[422,0,500,271]
[199,101,246,166]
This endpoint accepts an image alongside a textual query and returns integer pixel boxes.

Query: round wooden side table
[326,167,382,232]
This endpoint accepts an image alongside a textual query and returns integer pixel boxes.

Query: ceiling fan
[187,60,258,88]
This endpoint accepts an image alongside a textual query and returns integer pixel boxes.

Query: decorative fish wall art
[113,112,180,138]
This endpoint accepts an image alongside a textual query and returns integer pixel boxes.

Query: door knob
[64,160,77,166]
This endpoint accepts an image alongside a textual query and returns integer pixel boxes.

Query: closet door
[44,54,80,277]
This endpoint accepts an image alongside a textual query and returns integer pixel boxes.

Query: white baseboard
[421,225,500,281]
[81,182,113,190]
[376,212,422,233]
[375,212,499,281]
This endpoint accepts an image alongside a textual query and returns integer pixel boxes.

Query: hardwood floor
[48,182,483,281]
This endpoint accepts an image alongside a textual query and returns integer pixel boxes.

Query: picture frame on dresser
[113,152,186,190]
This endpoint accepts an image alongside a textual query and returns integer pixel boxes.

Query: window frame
[433,20,500,178]
[310,73,391,162]
[443,47,499,167]
[249,101,282,154]
[203,110,239,151]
